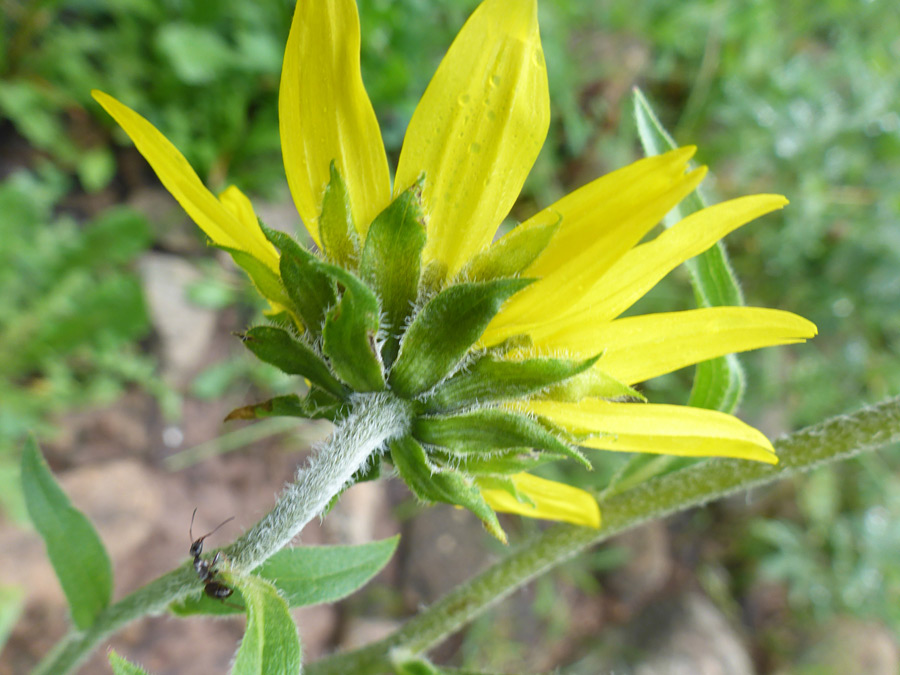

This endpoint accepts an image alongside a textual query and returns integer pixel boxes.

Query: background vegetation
[2,0,898,671]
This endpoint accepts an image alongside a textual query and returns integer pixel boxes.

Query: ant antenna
[189,508,235,552]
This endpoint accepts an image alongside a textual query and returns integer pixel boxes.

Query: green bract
[231,169,588,539]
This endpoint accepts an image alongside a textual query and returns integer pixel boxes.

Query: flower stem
[31,392,412,675]
[306,395,900,675]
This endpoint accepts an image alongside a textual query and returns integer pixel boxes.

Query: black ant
[189,508,237,603]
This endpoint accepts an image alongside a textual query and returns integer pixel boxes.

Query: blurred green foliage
[1,0,898,664]
[0,168,160,521]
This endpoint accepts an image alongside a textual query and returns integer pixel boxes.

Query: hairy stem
[32,392,412,675]
[307,396,900,675]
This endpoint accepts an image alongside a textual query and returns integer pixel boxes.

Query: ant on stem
[189,508,238,604]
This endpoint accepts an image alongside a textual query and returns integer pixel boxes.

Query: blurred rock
[138,253,218,387]
[629,592,755,675]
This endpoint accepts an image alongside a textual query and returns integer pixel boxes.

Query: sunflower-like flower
[93,0,815,541]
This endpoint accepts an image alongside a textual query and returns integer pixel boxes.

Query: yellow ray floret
[529,194,789,334]
[480,472,601,528]
[482,148,705,344]
[523,399,778,464]
[91,90,279,273]
[395,0,550,280]
[279,0,391,245]
[539,306,818,385]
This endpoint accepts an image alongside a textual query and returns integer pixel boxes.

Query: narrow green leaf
[389,278,534,398]
[461,217,559,282]
[423,354,598,413]
[359,180,427,368]
[608,88,751,496]
[319,162,360,269]
[170,537,398,617]
[255,537,399,607]
[108,651,153,675]
[688,353,744,412]
[633,86,746,413]
[317,262,385,391]
[601,454,698,499]
[264,226,336,336]
[21,437,112,630]
[0,585,25,653]
[431,448,558,476]
[231,575,302,675]
[225,390,345,423]
[413,409,590,469]
[225,247,294,312]
[391,651,440,675]
[241,326,348,400]
[390,435,506,542]
[539,367,644,403]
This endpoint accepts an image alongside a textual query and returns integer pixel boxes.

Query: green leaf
[539,368,644,403]
[319,162,360,269]
[613,87,748,495]
[76,147,116,193]
[390,435,506,542]
[241,326,348,400]
[170,537,398,617]
[601,454,699,499]
[413,409,590,469]
[688,353,744,412]
[0,585,25,653]
[231,575,302,675]
[389,278,534,398]
[108,650,153,675]
[317,262,385,392]
[225,247,294,311]
[225,390,345,423]
[255,537,399,607]
[460,217,559,282]
[155,22,233,85]
[390,651,440,675]
[265,226,336,336]
[423,354,598,413]
[359,180,427,368]
[21,437,112,630]
[431,448,558,476]
[633,87,745,414]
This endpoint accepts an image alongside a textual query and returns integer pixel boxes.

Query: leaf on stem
[169,537,399,617]
[108,650,153,675]
[231,575,302,675]
[21,437,113,630]
[0,585,25,653]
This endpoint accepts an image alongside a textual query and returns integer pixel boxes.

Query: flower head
[93,0,815,541]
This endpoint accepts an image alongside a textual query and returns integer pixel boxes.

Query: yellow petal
[92,90,279,273]
[527,148,698,277]
[218,185,260,233]
[523,399,778,464]
[543,194,789,328]
[395,0,550,281]
[480,473,601,528]
[537,306,816,385]
[483,149,704,345]
[279,0,391,244]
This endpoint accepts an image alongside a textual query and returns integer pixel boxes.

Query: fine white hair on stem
[226,391,412,571]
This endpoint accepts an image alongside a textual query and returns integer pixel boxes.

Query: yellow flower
[92,0,815,534]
